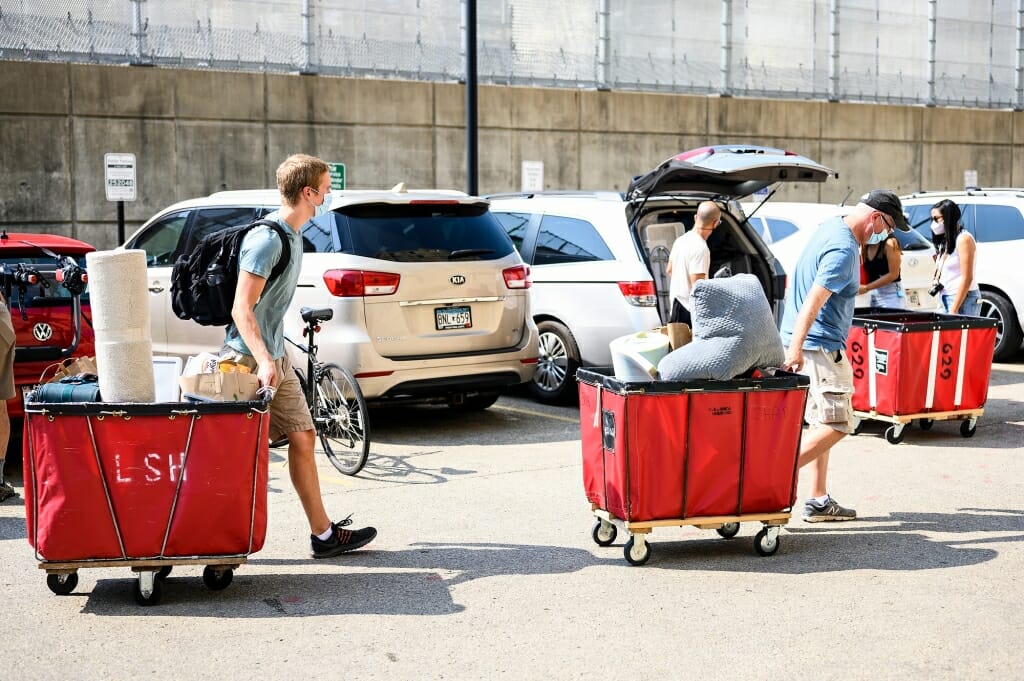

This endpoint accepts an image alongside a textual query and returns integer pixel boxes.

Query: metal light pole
[464,0,479,196]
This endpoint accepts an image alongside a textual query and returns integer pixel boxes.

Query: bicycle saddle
[300,307,334,324]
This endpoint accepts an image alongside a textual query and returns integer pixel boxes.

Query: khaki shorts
[802,347,855,434]
[0,303,16,401]
[220,347,314,441]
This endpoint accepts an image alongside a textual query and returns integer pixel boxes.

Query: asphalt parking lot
[1,354,1022,680]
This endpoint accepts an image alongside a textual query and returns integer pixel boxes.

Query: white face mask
[309,191,332,218]
[931,219,945,235]
[315,192,332,218]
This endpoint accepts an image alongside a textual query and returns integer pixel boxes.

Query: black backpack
[170,218,292,326]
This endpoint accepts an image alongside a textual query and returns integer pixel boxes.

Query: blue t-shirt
[224,212,304,359]
[779,216,859,352]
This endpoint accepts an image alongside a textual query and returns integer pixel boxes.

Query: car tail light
[355,370,394,379]
[322,270,401,297]
[503,265,531,289]
[618,280,656,307]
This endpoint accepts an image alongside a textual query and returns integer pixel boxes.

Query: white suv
[742,201,937,310]
[488,145,836,403]
[124,187,538,410]
[900,189,1024,362]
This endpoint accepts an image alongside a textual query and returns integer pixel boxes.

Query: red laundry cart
[578,367,809,566]
[23,398,270,605]
[846,309,998,444]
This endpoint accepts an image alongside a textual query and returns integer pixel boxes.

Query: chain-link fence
[2,0,1021,109]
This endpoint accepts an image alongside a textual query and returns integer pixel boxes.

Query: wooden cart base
[853,408,982,444]
[591,505,791,565]
[39,556,248,605]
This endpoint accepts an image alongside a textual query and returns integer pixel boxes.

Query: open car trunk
[625,145,837,323]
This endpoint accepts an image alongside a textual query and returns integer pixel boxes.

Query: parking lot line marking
[492,404,578,423]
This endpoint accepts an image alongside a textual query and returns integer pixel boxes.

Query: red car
[0,232,95,419]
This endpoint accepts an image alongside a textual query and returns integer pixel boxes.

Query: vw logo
[449,275,466,285]
[33,322,53,342]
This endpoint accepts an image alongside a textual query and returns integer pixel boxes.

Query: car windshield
[0,255,89,306]
[318,203,515,262]
[892,227,933,251]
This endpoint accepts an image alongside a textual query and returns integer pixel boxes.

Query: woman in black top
[858,225,905,308]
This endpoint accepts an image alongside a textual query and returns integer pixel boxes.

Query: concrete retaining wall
[1,60,1020,249]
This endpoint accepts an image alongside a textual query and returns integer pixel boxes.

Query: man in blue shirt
[780,190,910,522]
[223,154,377,557]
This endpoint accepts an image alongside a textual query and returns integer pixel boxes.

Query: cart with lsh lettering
[23,397,270,606]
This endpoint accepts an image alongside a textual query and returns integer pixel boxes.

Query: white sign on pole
[964,169,978,189]
[104,153,137,202]
[521,160,544,193]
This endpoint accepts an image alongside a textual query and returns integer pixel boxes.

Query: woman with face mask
[930,199,980,315]
[858,218,905,309]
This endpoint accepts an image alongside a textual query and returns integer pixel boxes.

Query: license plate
[435,305,472,330]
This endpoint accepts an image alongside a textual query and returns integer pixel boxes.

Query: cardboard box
[178,371,259,402]
[653,323,692,350]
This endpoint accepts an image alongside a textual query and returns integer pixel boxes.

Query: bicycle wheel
[315,363,370,475]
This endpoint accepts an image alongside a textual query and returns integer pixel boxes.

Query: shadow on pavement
[75,542,617,617]
[0,513,26,541]
[851,402,1023,449]
[642,507,1021,573]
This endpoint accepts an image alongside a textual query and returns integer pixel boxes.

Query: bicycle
[272,306,370,476]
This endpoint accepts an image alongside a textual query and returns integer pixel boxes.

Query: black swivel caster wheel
[591,519,617,547]
[716,522,740,539]
[203,566,234,591]
[623,536,651,566]
[917,418,934,431]
[134,573,164,606]
[156,566,173,580]
[960,419,977,438]
[754,527,780,557]
[885,425,905,445]
[46,572,78,595]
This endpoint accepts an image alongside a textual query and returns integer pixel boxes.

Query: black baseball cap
[860,190,910,231]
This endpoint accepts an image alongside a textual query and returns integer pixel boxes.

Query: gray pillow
[657,273,785,381]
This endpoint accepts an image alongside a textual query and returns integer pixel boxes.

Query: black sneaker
[802,497,857,522]
[311,516,377,558]
[0,482,16,503]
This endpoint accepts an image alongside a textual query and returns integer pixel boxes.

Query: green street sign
[327,162,346,190]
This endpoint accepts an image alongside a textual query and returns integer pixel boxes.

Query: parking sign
[327,162,346,191]
[104,153,137,202]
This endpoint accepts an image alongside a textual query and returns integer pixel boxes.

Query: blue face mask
[866,231,888,245]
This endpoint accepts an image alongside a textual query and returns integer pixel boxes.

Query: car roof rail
[484,190,624,201]
[905,187,1024,199]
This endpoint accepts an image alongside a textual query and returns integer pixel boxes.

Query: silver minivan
[125,186,538,410]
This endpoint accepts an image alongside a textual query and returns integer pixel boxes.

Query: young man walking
[780,190,910,522]
[223,153,377,557]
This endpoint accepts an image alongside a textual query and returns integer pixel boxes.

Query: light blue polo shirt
[224,211,304,359]
[779,216,860,353]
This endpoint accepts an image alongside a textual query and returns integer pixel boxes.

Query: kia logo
[450,275,466,285]
[33,322,53,342]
